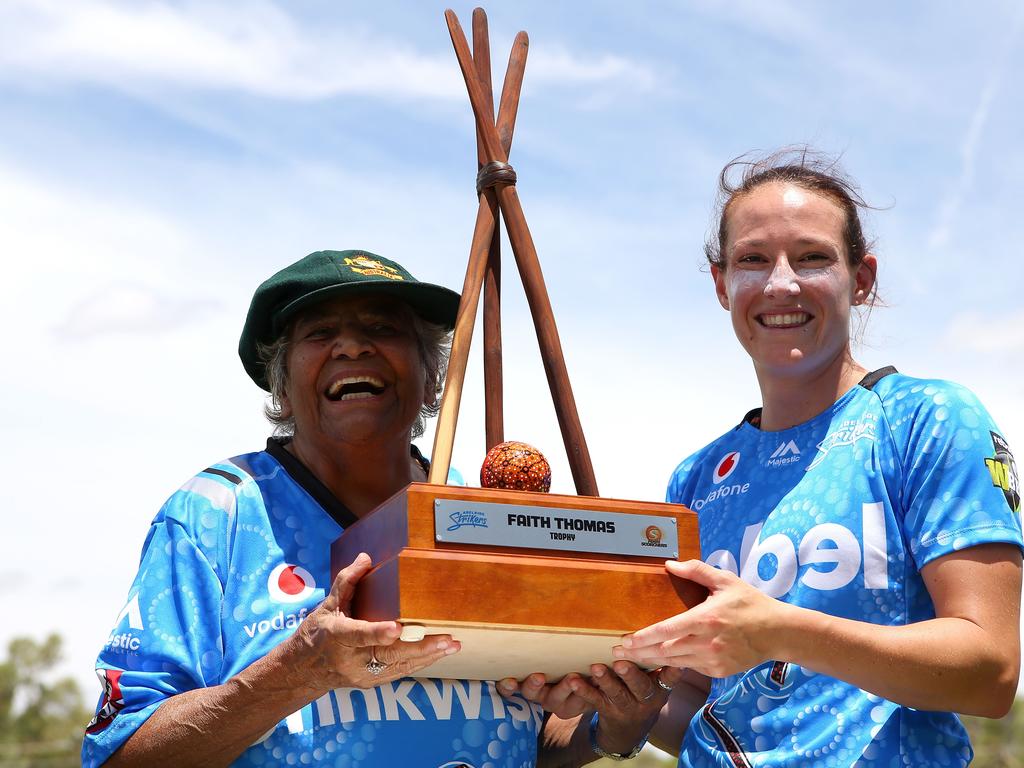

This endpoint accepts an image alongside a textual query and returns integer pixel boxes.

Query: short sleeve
[81,494,226,767]
[892,381,1023,570]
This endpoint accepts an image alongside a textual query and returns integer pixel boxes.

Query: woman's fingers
[620,609,702,651]
[516,673,549,702]
[327,616,401,649]
[373,635,458,664]
[496,677,521,696]
[590,664,637,709]
[321,552,373,613]
[656,665,687,691]
[608,661,660,703]
[367,635,460,681]
[665,558,733,590]
[506,673,588,719]
[544,675,589,718]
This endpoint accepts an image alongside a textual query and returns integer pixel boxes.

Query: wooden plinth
[331,483,703,681]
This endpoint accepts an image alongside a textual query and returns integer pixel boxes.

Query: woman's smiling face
[713,181,875,383]
[281,294,429,449]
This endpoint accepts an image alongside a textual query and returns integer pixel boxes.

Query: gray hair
[257,309,451,439]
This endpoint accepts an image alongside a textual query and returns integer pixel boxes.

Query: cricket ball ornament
[480,441,552,492]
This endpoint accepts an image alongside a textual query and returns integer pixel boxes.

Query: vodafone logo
[267,563,316,604]
[712,451,740,484]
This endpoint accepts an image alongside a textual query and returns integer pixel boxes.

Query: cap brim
[241,280,461,391]
[274,280,461,336]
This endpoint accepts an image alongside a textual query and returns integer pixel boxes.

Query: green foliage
[963,701,1024,768]
[0,634,89,768]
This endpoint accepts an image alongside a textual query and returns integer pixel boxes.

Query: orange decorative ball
[480,441,552,492]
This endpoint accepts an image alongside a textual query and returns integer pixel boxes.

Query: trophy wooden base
[331,483,703,681]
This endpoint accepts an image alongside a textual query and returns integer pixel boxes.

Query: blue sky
[1,0,1022,703]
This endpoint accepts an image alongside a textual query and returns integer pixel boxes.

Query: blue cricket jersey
[83,438,541,767]
[667,370,1022,767]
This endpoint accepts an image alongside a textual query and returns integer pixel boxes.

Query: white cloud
[928,6,1024,249]
[528,46,656,91]
[0,164,195,299]
[0,0,458,100]
[0,0,655,102]
[689,0,917,105]
[54,282,221,340]
[944,310,1024,353]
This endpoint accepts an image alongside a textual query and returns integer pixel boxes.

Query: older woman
[82,250,546,767]
[612,151,1023,766]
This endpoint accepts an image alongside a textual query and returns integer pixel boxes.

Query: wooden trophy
[331,7,703,681]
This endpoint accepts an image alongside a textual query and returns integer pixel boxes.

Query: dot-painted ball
[479,441,552,492]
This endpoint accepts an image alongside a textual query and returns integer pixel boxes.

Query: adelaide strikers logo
[712,451,740,484]
[267,563,316,603]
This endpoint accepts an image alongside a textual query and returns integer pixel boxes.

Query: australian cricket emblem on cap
[343,254,405,280]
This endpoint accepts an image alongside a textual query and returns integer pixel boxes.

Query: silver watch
[588,712,646,761]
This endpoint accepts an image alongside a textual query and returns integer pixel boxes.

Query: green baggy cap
[239,249,461,390]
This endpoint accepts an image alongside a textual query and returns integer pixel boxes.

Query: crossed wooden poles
[427,8,599,497]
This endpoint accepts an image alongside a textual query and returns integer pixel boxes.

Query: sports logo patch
[86,668,125,734]
[985,432,1020,513]
[267,563,316,604]
[712,451,740,484]
[806,415,877,472]
[343,255,404,280]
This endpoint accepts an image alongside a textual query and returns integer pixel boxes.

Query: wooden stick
[473,9,505,451]
[428,193,499,484]
[482,31,529,449]
[444,10,600,496]
[495,184,599,496]
[496,32,528,155]
[445,10,507,163]
[472,9,495,168]
[430,10,529,480]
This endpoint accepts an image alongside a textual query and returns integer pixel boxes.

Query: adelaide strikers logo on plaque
[712,451,740,484]
[267,563,316,604]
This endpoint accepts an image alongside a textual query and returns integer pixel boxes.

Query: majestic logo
[86,669,125,734]
[806,415,877,472]
[267,563,316,604]
[712,451,741,484]
[344,255,404,280]
[115,593,144,631]
[447,510,488,531]
[985,432,1020,513]
[104,632,142,653]
[766,440,801,468]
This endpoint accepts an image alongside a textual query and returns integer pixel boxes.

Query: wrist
[588,712,648,761]
[769,601,815,663]
[268,624,328,698]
